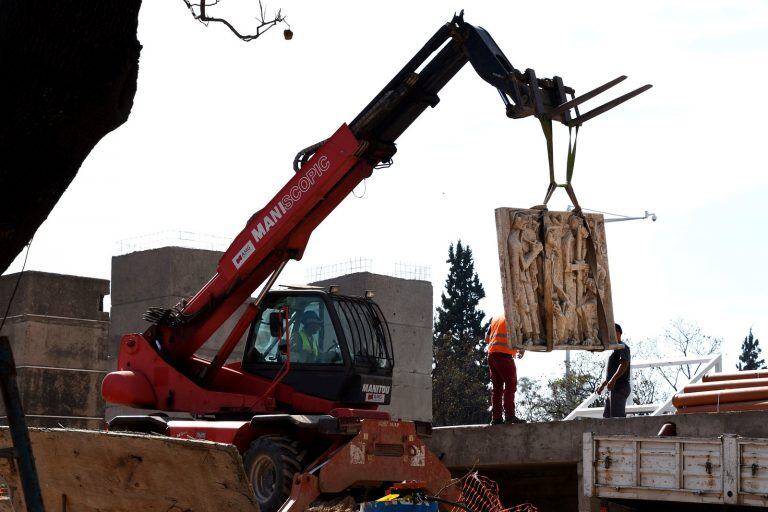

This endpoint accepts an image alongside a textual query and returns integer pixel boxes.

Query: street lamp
[566,206,658,223]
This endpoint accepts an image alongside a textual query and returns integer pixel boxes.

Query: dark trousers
[489,352,517,420]
[603,388,629,418]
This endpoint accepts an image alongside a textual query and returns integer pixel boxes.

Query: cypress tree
[737,328,765,371]
[432,240,488,426]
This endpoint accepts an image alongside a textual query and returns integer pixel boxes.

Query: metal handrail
[564,353,723,420]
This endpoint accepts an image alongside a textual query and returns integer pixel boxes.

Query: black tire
[243,436,305,512]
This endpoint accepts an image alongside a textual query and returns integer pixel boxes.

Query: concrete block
[0,315,109,370]
[111,247,221,306]
[0,367,105,419]
[108,300,174,364]
[109,301,157,337]
[311,273,368,299]
[310,272,433,373]
[110,248,252,368]
[0,271,108,321]
[383,371,432,422]
[362,274,432,329]
[311,272,433,422]
[388,324,432,373]
[312,272,432,329]
[428,410,768,470]
[23,417,103,430]
[0,429,257,512]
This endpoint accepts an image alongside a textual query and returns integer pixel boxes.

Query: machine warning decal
[350,442,365,465]
[232,240,256,269]
[410,445,425,467]
[365,392,386,403]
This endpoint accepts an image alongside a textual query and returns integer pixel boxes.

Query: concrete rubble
[0,428,256,511]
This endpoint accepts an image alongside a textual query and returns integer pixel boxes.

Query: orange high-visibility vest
[485,315,517,356]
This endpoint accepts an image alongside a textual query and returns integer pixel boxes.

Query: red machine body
[102,12,648,512]
[103,125,376,416]
[103,12,647,420]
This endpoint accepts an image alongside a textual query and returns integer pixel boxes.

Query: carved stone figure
[495,208,616,351]
[507,213,543,343]
[544,218,570,342]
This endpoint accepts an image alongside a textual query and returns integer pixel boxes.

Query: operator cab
[242,289,394,406]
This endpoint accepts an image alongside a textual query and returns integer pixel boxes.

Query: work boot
[505,415,527,424]
[490,418,504,425]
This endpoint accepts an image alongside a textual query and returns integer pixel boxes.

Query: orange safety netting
[449,471,537,512]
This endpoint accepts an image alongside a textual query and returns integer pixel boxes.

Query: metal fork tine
[547,76,627,117]
[567,84,653,126]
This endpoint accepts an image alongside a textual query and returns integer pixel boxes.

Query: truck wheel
[244,436,304,512]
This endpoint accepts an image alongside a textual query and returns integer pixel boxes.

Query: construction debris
[307,496,358,512]
[0,428,257,511]
[453,472,538,512]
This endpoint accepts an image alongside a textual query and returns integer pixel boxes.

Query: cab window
[246,296,343,365]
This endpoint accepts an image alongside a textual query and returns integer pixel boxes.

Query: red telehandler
[102,12,649,512]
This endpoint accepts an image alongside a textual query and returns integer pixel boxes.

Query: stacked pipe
[673,371,768,414]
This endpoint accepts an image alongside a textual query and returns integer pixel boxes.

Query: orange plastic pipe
[683,378,768,394]
[672,386,768,408]
[676,400,768,414]
[702,370,768,382]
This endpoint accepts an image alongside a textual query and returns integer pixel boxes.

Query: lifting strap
[537,117,611,350]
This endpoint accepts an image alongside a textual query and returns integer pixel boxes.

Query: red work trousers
[488,352,517,421]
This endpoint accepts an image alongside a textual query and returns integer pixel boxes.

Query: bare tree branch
[182,0,289,41]
[643,319,722,392]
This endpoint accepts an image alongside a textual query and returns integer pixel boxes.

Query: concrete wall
[0,271,108,321]
[427,411,768,512]
[108,247,253,420]
[110,251,433,422]
[0,367,106,429]
[109,247,249,365]
[2,252,433,426]
[0,271,109,429]
[1,315,109,371]
[428,411,768,469]
[311,272,433,422]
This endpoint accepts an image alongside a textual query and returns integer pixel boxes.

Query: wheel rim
[249,454,278,502]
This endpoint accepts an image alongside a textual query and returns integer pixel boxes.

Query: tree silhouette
[738,328,765,371]
[182,0,291,41]
[432,241,488,426]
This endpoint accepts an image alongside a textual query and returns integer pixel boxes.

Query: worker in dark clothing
[597,323,631,418]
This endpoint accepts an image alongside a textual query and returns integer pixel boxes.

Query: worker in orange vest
[486,315,526,424]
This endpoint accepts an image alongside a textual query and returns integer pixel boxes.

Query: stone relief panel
[495,208,617,351]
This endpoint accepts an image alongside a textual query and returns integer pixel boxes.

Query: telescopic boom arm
[142,12,650,381]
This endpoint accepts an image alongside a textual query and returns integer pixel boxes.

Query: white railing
[564,353,722,420]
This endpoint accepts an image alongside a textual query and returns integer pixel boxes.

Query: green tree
[432,240,488,426]
[738,328,765,371]
[516,354,604,421]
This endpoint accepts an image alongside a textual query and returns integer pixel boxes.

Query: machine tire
[244,435,305,512]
